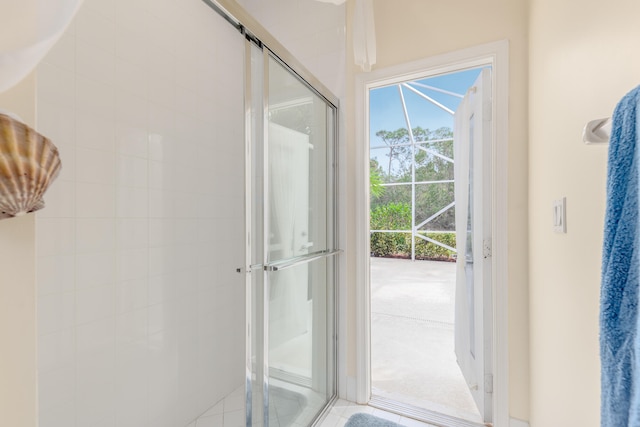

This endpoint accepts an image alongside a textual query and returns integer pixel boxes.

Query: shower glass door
[246,46,338,427]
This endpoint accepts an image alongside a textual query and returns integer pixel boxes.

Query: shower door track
[200,0,339,110]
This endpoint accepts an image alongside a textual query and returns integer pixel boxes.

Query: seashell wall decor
[0,113,61,219]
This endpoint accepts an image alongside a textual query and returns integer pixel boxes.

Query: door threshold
[368,395,489,427]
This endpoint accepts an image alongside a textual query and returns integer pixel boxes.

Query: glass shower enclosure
[244,31,339,427]
[200,2,339,425]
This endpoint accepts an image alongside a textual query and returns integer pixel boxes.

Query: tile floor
[189,386,245,427]
[316,399,436,427]
[188,390,437,427]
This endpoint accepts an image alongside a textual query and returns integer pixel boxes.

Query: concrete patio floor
[370,257,482,423]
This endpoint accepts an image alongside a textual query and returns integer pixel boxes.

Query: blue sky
[369,67,486,145]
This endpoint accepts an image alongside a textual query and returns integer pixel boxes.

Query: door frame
[354,40,509,426]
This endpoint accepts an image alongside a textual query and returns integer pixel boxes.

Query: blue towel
[601,85,640,426]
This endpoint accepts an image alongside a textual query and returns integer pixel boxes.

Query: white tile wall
[35,1,246,426]
[35,1,346,426]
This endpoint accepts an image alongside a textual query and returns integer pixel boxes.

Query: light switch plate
[553,197,566,233]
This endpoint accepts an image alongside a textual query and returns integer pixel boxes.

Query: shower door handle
[264,249,342,272]
[237,264,264,274]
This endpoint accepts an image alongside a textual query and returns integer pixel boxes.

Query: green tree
[369,202,411,257]
[375,128,411,179]
[413,127,455,231]
[370,126,456,242]
[369,159,385,199]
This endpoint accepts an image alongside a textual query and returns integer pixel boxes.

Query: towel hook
[583,117,611,144]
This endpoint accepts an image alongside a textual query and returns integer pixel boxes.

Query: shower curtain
[0,0,83,95]
[268,122,310,350]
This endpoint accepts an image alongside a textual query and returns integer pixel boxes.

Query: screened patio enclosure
[369,70,484,261]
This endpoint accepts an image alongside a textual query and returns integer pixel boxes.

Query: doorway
[354,42,510,427]
[369,67,489,425]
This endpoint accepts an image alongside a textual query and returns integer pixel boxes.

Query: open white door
[453,68,493,423]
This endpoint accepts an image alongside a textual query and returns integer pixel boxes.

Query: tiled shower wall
[35,0,245,426]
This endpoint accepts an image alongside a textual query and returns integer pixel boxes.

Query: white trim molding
[346,376,358,403]
[354,40,510,426]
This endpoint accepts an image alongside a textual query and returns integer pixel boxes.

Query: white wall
[528,0,640,425]
[235,0,346,100]
[0,74,37,427]
[34,0,245,426]
[345,0,530,420]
